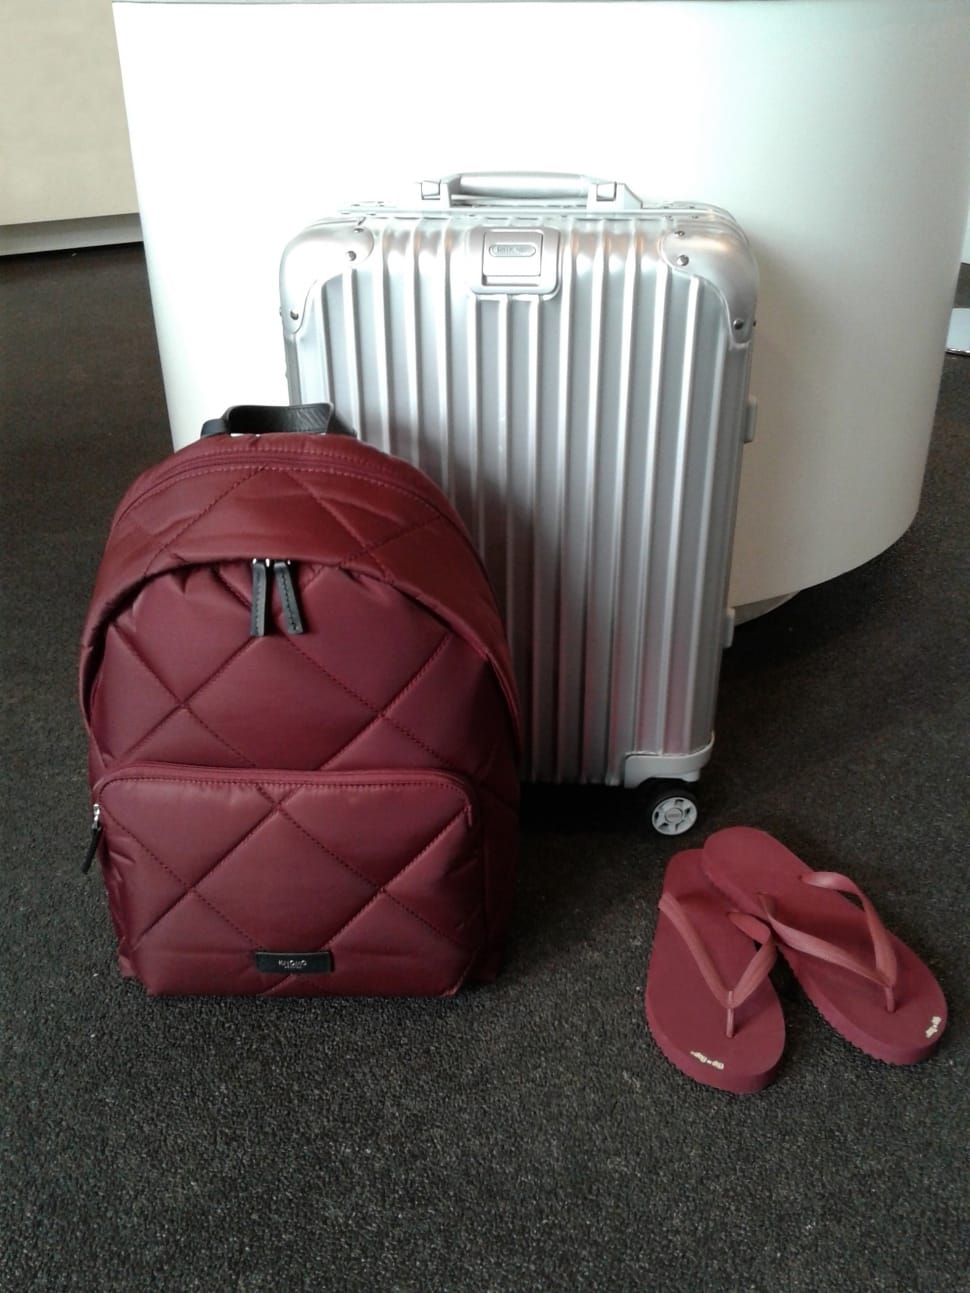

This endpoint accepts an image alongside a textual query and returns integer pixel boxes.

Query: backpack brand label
[254,951,334,975]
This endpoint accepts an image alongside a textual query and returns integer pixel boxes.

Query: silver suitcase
[280,173,758,832]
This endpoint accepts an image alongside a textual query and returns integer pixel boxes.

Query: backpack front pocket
[91,764,484,997]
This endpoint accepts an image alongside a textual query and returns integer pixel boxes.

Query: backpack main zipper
[250,559,304,636]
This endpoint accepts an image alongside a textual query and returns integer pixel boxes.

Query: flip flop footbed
[645,849,785,1094]
[702,827,947,1065]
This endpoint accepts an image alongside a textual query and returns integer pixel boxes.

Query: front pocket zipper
[82,803,102,873]
[88,763,484,997]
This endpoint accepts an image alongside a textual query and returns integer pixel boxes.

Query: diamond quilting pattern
[123,565,255,699]
[83,450,519,764]
[158,467,420,574]
[90,628,189,766]
[97,769,483,996]
[98,774,275,941]
[94,560,493,777]
[186,634,381,770]
[289,564,450,702]
[82,434,521,995]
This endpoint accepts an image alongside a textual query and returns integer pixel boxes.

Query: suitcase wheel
[646,783,699,837]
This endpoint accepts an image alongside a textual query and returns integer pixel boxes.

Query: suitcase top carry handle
[419,172,644,212]
[200,403,356,439]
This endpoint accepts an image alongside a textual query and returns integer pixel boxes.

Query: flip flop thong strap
[760,870,898,1012]
[658,893,777,1039]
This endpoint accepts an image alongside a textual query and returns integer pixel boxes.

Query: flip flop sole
[644,991,781,1094]
[645,849,785,1094]
[702,827,947,1066]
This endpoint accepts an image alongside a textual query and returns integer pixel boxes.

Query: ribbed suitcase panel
[290,216,750,785]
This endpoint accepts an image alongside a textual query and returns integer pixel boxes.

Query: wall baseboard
[0,214,142,256]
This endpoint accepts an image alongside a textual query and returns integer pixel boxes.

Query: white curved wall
[114,0,970,607]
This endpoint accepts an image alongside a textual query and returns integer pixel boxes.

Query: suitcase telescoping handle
[200,403,356,439]
[419,172,644,211]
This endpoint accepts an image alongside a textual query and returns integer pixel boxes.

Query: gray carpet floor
[1,247,967,1292]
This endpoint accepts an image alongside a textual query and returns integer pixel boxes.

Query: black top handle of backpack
[200,403,357,439]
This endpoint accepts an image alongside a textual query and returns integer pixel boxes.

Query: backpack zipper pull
[250,559,271,637]
[273,560,304,635]
[82,804,102,874]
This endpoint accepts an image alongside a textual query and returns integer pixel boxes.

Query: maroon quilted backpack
[79,405,521,997]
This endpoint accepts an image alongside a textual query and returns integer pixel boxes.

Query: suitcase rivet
[733,319,745,331]
[346,251,357,262]
[676,255,690,267]
[289,310,299,320]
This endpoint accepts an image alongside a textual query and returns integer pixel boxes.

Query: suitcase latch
[469,227,559,295]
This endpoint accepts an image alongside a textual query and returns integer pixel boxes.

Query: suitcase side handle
[200,403,357,439]
[419,172,644,211]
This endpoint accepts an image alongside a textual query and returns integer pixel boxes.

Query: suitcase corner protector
[622,742,714,790]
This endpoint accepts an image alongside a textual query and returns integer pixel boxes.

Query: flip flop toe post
[702,828,948,1066]
[645,850,785,1094]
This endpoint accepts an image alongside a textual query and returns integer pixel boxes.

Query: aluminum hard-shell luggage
[280,173,758,831]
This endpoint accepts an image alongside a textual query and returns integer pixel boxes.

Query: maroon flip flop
[702,827,947,1065]
[645,849,785,1094]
